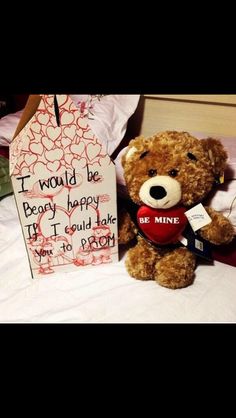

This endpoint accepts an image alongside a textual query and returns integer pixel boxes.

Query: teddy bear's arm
[118,208,137,244]
[198,206,235,245]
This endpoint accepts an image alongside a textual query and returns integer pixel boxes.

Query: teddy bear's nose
[150,186,167,200]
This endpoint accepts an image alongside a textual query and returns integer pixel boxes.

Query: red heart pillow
[137,205,187,245]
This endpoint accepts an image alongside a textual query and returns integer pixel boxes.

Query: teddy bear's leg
[125,237,159,280]
[155,247,196,289]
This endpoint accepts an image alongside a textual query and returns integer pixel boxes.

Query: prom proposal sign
[10,95,118,278]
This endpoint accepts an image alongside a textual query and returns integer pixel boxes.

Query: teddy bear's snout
[150,186,167,200]
[139,175,182,209]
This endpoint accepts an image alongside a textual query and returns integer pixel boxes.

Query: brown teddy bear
[118,131,235,289]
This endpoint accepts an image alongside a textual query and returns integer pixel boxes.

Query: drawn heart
[76,128,83,139]
[42,136,54,150]
[83,130,96,141]
[70,142,85,156]
[71,158,87,170]
[30,142,44,155]
[61,111,75,125]
[77,117,88,130]
[86,143,101,161]
[137,205,187,245]
[61,137,72,148]
[45,148,64,162]
[65,154,74,165]
[25,154,38,166]
[31,122,41,134]
[46,161,61,172]
[46,126,62,141]
[37,112,50,125]
[45,95,54,106]
[64,125,76,140]
[57,95,69,107]
[33,162,49,177]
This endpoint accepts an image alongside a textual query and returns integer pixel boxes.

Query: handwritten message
[13,163,117,276]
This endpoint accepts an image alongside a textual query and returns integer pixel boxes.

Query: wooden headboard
[113,94,236,159]
[136,94,236,138]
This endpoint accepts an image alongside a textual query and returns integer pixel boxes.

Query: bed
[0,94,236,323]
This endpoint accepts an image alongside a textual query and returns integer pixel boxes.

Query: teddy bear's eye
[187,152,197,161]
[148,169,157,177]
[169,169,178,177]
[140,151,149,159]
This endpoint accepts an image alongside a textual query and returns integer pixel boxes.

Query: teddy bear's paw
[155,248,196,289]
[199,207,235,245]
[125,242,157,280]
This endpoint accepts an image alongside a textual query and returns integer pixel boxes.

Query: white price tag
[185,203,212,232]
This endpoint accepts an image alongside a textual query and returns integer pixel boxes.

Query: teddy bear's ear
[201,137,228,177]
[121,136,148,167]
[122,146,138,168]
[124,146,139,162]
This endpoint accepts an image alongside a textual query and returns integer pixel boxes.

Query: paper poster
[10,95,118,278]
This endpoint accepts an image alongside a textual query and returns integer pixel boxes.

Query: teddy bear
[118,131,235,289]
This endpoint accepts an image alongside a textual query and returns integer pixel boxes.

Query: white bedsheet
[0,195,236,323]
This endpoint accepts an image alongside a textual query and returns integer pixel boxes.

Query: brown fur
[119,131,235,289]
[118,208,136,244]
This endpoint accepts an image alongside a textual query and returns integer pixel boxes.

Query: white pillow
[0,95,140,156]
[70,95,140,155]
[0,109,24,146]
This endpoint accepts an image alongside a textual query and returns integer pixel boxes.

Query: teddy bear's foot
[155,247,196,289]
[125,238,158,280]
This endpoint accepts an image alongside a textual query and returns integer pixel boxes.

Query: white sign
[10,95,118,278]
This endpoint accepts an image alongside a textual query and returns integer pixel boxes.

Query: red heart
[137,205,187,245]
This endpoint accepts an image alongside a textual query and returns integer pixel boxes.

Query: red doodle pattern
[10,95,112,177]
